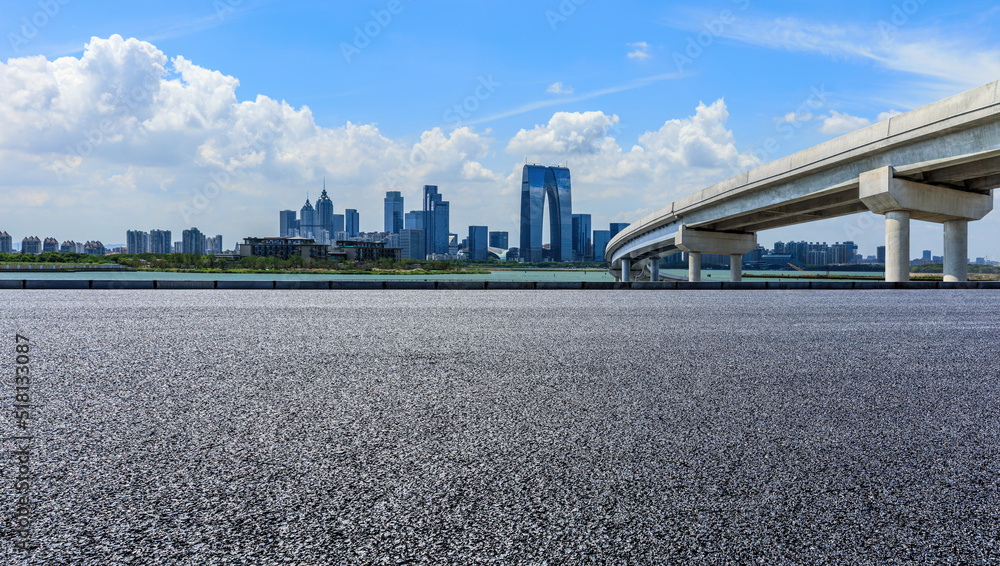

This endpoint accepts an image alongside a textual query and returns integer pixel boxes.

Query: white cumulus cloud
[546,82,574,95]
[627,41,651,60]
[819,110,872,135]
[506,111,619,157]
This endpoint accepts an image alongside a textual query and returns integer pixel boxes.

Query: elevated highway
[606,80,1000,282]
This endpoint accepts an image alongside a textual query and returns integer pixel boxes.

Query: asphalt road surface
[2,290,998,564]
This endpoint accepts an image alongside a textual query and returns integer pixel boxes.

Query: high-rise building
[877,246,886,263]
[21,236,41,254]
[299,199,317,239]
[405,211,424,230]
[316,185,334,237]
[279,210,298,237]
[609,222,629,239]
[174,241,183,253]
[384,191,404,234]
[922,249,932,261]
[519,165,572,262]
[207,235,223,254]
[182,228,205,255]
[399,229,425,260]
[345,209,360,238]
[126,230,149,254]
[333,214,345,234]
[468,225,488,260]
[43,237,59,253]
[60,241,75,253]
[488,231,509,250]
[0,231,12,253]
[150,230,172,254]
[83,241,106,256]
[592,230,611,262]
[571,214,591,261]
[423,185,450,256]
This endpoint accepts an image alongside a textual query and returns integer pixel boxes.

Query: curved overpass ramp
[607,80,1000,283]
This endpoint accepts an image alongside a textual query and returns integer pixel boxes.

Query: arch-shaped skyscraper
[519,164,572,262]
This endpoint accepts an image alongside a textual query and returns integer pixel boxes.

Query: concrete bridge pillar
[943,219,969,282]
[650,259,660,282]
[675,226,756,283]
[621,257,631,282]
[729,254,743,282]
[860,166,993,283]
[688,253,702,282]
[885,210,911,282]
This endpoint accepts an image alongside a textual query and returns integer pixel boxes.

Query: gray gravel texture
[1,290,999,565]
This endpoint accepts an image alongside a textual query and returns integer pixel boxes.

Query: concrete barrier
[938,281,979,289]
[329,280,385,290]
[91,280,155,290]
[536,281,584,290]
[764,281,811,290]
[217,281,275,290]
[677,281,724,290]
[155,280,216,290]
[275,280,329,290]
[631,281,679,290]
[385,281,437,290]
[437,281,488,290]
[895,281,938,289]
[6,278,998,291]
[485,281,535,290]
[852,281,895,290]
[722,281,765,290]
[25,280,90,289]
[809,281,855,290]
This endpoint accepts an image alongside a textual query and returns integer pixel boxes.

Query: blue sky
[2,0,999,258]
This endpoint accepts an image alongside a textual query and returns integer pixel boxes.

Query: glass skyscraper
[423,185,450,257]
[488,231,509,249]
[316,186,334,238]
[572,214,591,261]
[519,164,572,262]
[609,222,629,239]
[384,191,404,234]
[299,199,317,239]
[279,210,297,237]
[345,209,360,238]
[592,230,611,262]
[404,211,424,230]
[468,225,488,260]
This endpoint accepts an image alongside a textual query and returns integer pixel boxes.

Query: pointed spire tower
[316,177,334,242]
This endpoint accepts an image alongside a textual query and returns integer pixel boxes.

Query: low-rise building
[336,240,401,262]
[238,237,343,261]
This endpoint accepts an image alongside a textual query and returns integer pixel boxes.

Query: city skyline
[2,2,1000,259]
